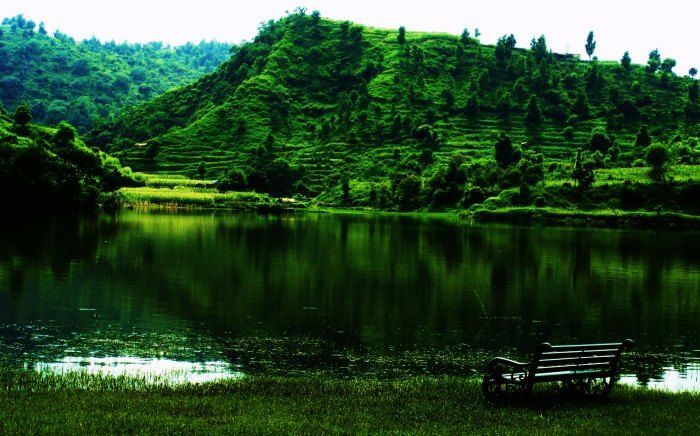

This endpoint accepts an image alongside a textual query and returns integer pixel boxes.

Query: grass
[117,186,295,210]
[1,372,698,434]
[468,206,700,228]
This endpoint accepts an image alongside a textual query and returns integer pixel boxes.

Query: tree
[38,22,47,35]
[464,95,479,117]
[392,173,421,210]
[525,95,541,124]
[572,92,590,118]
[341,178,351,203]
[441,88,455,110]
[585,31,596,60]
[460,28,470,45]
[397,26,406,45]
[660,58,676,74]
[530,35,548,62]
[494,133,520,167]
[621,51,632,70]
[13,103,32,126]
[645,144,669,182]
[690,67,698,78]
[589,127,611,152]
[572,148,595,190]
[635,124,651,148]
[690,81,699,102]
[197,161,207,179]
[646,49,661,73]
[495,34,516,61]
[474,28,481,38]
[496,92,512,118]
[53,121,77,147]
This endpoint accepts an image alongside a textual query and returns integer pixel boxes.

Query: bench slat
[537,355,616,365]
[533,370,610,381]
[540,349,619,359]
[535,362,613,373]
[548,343,624,351]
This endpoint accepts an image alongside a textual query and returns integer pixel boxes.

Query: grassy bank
[1,373,698,434]
[468,207,700,229]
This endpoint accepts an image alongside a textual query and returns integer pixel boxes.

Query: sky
[1,0,697,75]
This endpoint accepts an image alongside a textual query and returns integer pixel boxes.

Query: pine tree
[460,28,470,45]
[585,31,596,60]
[621,51,631,70]
[397,26,406,45]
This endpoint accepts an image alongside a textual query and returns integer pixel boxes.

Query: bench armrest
[487,357,529,374]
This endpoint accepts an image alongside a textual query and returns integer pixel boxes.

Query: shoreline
[115,189,700,230]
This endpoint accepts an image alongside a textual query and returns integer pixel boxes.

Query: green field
[1,372,698,434]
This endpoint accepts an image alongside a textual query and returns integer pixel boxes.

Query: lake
[0,210,698,390]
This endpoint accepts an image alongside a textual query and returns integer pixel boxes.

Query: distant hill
[0,14,230,131]
[95,11,699,199]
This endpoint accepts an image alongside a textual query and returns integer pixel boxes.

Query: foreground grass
[1,373,699,434]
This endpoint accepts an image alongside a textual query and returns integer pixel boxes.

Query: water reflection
[0,210,698,389]
[33,356,242,384]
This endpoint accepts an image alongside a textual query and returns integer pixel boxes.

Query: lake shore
[467,207,700,229]
[115,188,700,230]
[1,373,698,434]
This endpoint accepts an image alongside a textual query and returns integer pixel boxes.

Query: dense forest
[0,103,136,210]
[0,15,230,131]
[93,10,699,212]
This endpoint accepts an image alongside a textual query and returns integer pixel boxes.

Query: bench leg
[563,377,613,398]
[482,376,532,401]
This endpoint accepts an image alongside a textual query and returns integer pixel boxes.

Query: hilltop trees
[661,58,676,74]
[0,15,230,130]
[397,26,406,44]
[585,31,596,60]
[460,28,470,45]
[494,34,517,62]
[646,49,661,73]
[690,68,698,78]
[530,35,548,63]
[621,51,632,70]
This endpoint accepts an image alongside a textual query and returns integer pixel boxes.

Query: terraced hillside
[95,11,699,200]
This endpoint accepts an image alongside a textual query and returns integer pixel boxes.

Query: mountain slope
[97,11,699,196]
[0,15,230,131]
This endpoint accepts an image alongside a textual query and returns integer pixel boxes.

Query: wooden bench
[482,339,634,400]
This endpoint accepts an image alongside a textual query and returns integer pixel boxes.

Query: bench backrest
[530,340,633,377]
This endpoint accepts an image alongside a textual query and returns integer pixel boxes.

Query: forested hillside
[96,10,699,211]
[0,103,137,210]
[0,15,230,131]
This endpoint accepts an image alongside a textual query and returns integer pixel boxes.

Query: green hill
[0,15,230,131]
[95,11,699,210]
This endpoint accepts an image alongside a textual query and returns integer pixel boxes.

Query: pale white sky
[1,0,697,75]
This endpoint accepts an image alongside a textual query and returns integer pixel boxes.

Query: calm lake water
[0,210,698,390]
